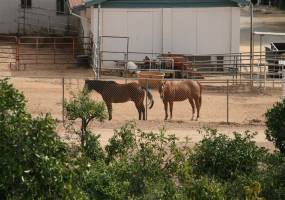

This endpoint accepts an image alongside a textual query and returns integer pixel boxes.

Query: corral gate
[0,35,92,70]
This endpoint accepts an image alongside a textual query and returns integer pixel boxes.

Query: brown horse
[84,80,154,120]
[158,80,202,120]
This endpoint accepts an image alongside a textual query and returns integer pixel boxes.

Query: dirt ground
[1,7,285,150]
[4,77,281,151]
[5,78,280,123]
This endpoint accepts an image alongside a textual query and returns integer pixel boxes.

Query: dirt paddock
[4,76,281,151]
[7,78,281,123]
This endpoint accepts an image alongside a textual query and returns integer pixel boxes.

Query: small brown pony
[84,80,154,120]
[158,80,202,120]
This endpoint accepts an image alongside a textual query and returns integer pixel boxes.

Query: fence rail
[0,75,283,125]
[0,35,92,69]
[0,35,285,83]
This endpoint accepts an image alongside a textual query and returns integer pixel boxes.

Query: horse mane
[85,80,117,94]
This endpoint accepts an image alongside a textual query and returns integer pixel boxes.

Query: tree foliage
[0,79,86,199]
[64,90,107,156]
[2,79,285,200]
[192,128,267,181]
[265,98,285,154]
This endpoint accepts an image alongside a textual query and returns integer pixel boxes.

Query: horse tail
[142,87,154,109]
[198,81,202,108]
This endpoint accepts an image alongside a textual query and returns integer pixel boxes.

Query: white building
[69,0,249,65]
[0,0,78,35]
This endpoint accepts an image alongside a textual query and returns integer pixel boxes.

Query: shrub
[258,152,285,199]
[4,78,285,199]
[83,161,130,200]
[89,122,192,199]
[265,98,285,154]
[181,177,225,200]
[64,90,107,159]
[191,128,267,181]
[244,182,263,200]
[0,79,86,199]
[84,133,105,161]
[105,122,137,163]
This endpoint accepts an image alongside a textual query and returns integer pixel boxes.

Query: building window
[56,0,66,15]
[21,0,32,8]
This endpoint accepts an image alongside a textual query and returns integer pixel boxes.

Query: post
[282,67,285,99]
[126,37,129,66]
[124,37,130,79]
[259,35,262,64]
[250,3,254,86]
[259,35,262,87]
[48,16,51,34]
[67,10,71,35]
[145,79,148,120]
[36,38,38,64]
[124,53,128,79]
[62,77,65,123]
[53,38,56,64]
[227,80,229,124]
[72,37,75,58]
[16,37,20,70]
[239,53,242,83]
[96,4,101,79]
[23,3,26,34]
[264,63,267,92]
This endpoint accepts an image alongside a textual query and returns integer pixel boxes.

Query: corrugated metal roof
[71,0,250,10]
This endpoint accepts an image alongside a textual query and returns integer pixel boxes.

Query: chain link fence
[3,76,282,125]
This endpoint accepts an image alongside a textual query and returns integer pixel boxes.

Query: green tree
[64,90,107,161]
[191,128,267,181]
[244,182,263,200]
[265,98,285,154]
[0,79,86,199]
[182,177,225,200]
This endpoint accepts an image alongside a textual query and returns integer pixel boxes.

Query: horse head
[84,80,92,93]
[84,80,116,94]
[158,81,167,99]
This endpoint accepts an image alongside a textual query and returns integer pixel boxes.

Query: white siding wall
[92,7,240,64]
[0,1,18,33]
[168,8,198,54]
[231,7,240,53]
[0,0,78,34]
[197,8,232,54]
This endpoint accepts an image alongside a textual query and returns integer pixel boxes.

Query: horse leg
[194,97,200,121]
[106,103,113,120]
[139,109,142,120]
[189,98,195,121]
[141,105,146,120]
[164,101,168,120]
[169,101,173,120]
[135,102,142,120]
